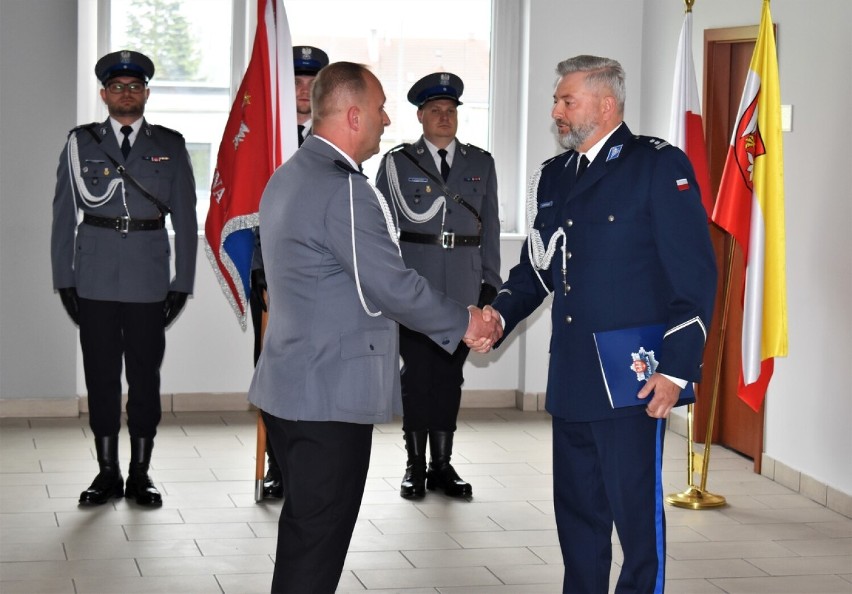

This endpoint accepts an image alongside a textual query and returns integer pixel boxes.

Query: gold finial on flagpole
[685,0,695,13]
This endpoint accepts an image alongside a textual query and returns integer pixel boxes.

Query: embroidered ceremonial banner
[669,10,712,217]
[204,0,296,327]
[712,0,787,411]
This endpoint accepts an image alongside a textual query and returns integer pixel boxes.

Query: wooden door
[694,26,766,472]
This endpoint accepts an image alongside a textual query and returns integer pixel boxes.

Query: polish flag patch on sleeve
[676,178,690,191]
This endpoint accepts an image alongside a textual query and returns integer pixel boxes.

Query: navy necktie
[576,154,589,179]
[297,124,305,147]
[437,148,450,182]
[120,125,133,159]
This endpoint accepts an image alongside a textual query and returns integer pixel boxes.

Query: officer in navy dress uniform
[376,72,502,500]
[249,45,329,499]
[488,56,716,592]
[51,50,197,508]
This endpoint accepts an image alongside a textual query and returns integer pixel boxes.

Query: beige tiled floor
[1,408,851,593]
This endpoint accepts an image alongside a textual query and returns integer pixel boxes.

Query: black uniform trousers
[399,325,470,432]
[261,411,373,594]
[78,298,165,438]
[552,414,668,594]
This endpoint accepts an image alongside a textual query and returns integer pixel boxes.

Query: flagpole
[667,234,731,509]
[666,0,726,510]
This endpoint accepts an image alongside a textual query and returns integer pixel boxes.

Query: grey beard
[557,121,596,151]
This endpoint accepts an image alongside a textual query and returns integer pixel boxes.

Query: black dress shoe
[125,471,163,507]
[263,468,283,499]
[79,471,124,506]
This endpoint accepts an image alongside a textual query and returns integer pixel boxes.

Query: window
[284,0,492,182]
[93,0,523,231]
[108,0,234,225]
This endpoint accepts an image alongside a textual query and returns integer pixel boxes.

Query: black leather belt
[83,213,165,233]
[399,230,480,249]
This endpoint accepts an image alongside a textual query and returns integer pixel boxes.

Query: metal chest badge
[630,347,658,381]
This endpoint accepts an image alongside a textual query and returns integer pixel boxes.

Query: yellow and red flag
[712,0,787,411]
[204,0,296,328]
[669,8,712,216]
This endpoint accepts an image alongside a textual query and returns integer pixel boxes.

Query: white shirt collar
[581,122,623,165]
[313,135,359,171]
[109,117,142,144]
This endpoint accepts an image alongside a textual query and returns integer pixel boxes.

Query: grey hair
[556,55,626,114]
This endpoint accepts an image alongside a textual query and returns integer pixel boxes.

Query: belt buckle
[441,231,455,249]
[118,215,130,234]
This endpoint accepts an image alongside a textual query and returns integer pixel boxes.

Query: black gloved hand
[58,287,80,325]
[477,283,498,308]
[163,291,189,328]
[250,268,268,312]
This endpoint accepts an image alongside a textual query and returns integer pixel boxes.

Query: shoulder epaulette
[152,124,184,137]
[540,152,565,167]
[464,143,491,156]
[68,122,99,138]
[385,142,411,156]
[634,135,671,151]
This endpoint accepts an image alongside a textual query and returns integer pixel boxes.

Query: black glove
[58,287,80,325]
[477,283,498,308]
[163,291,189,328]
[250,268,268,312]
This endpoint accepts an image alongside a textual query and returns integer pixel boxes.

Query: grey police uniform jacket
[51,118,198,302]
[375,137,501,307]
[248,136,471,424]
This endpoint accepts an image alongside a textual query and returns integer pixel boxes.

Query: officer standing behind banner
[51,50,197,508]
[376,72,501,500]
[249,45,329,500]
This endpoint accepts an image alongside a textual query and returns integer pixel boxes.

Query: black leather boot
[263,437,284,499]
[79,436,124,505]
[426,430,472,499]
[124,437,162,507]
[400,430,428,499]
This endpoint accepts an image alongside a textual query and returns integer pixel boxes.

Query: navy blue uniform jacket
[493,123,717,422]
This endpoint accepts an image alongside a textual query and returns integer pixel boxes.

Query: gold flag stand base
[666,486,726,509]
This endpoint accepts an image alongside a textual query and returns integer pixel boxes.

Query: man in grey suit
[249,62,500,593]
[51,50,197,508]
[375,72,502,500]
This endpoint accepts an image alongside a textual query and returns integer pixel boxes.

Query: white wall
[1,0,849,496]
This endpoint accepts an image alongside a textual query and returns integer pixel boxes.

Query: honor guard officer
[292,45,329,146]
[376,72,502,500]
[249,45,329,499]
[51,50,198,507]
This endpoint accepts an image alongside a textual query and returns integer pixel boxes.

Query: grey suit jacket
[51,118,197,302]
[375,136,501,307]
[249,136,470,424]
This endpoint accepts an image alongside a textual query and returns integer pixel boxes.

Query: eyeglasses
[106,82,146,94]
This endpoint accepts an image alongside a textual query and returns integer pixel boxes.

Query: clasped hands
[464,305,503,353]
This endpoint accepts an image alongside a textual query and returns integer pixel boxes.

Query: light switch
[781,104,793,132]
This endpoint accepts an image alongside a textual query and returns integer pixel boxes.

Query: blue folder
[592,323,695,409]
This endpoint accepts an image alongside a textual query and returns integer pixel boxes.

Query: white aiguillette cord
[526,163,568,294]
[341,166,401,317]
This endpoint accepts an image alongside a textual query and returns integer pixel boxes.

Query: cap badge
[301,47,312,59]
[440,73,450,85]
[120,50,131,64]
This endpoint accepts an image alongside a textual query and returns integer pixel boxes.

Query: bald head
[310,62,390,164]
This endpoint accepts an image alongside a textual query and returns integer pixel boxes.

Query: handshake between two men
[463,305,503,353]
